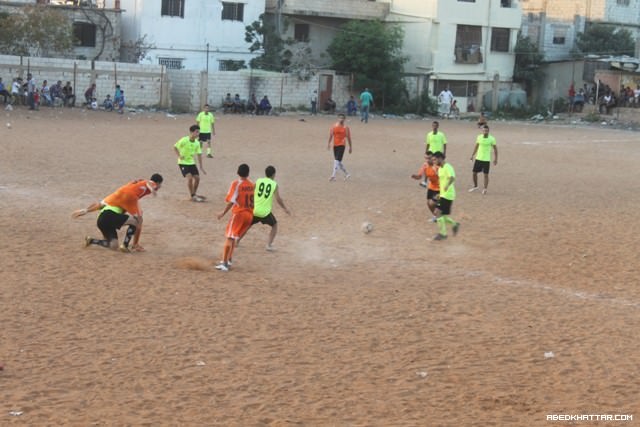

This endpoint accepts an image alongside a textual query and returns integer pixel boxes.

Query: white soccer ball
[361,221,373,234]
[6,123,11,128]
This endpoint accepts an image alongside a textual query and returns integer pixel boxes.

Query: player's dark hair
[204,103,209,107]
[483,125,489,130]
[433,121,439,125]
[150,173,163,184]
[433,152,445,160]
[265,165,276,178]
[426,151,433,156]
[237,163,250,178]
[190,124,199,132]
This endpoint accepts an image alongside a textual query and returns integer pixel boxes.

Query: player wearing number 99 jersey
[248,165,291,251]
[216,164,255,271]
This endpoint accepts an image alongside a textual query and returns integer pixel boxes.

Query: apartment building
[119,0,265,70]
[520,0,640,61]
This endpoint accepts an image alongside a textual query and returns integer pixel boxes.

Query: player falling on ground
[196,103,216,158]
[327,113,352,181]
[215,164,255,271]
[411,151,440,223]
[71,174,163,252]
[432,152,460,241]
[238,165,291,251]
[174,124,207,202]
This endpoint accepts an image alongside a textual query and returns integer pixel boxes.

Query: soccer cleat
[433,234,447,241]
[207,153,213,158]
[468,187,478,192]
[482,189,487,195]
[329,176,336,182]
[419,182,427,188]
[215,262,229,271]
[430,216,437,223]
[119,244,131,253]
[84,236,92,247]
[191,195,206,202]
[265,245,276,252]
[452,223,460,236]
[344,174,351,181]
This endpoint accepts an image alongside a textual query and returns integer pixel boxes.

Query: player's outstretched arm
[71,201,103,218]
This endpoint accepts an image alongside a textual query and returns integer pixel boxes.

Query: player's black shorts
[333,145,346,161]
[426,189,439,201]
[97,210,129,241]
[179,164,199,177]
[252,213,277,226]
[199,132,211,142]
[473,160,491,174]
[437,198,453,215]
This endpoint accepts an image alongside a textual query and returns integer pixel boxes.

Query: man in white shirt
[438,86,453,118]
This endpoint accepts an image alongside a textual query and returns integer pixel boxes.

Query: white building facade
[119,0,265,70]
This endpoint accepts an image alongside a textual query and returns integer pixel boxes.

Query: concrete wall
[0,54,169,108]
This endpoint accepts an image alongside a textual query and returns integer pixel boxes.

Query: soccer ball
[361,222,373,234]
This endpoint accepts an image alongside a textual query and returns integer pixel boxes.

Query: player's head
[433,151,445,165]
[189,124,200,137]
[425,150,434,164]
[149,173,163,193]
[482,124,490,135]
[432,121,439,129]
[338,113,346,123]
[150,173,163,184]
[237,163,250,178]
[203,103,209,111]
[265,165,276,178]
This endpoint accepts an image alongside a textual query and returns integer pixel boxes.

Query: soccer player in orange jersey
[71,174,163,252]
[411,151,440,222]
[215,164,255,271]
[327,113,352,181]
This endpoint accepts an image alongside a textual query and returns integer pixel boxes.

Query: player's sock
[123,225,137,247]
[222,240,232,263]
[95,239,110,248]
[437,217,447,236]
[443,216,456,225]
[207,147,212,155]
[333,160,340,176]
[339,162,349,175]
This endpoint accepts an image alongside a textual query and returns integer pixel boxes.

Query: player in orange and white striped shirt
[411,151,440,222]
[215,164,255,271]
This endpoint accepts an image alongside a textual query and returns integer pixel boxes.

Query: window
[218,60,245,71]
[159,57,183,69]
[294,24,309,42]
[73,22,96,47]
[458,0,475,2]
[221,2,244,21]
[501,0,512,6]
[161,0,185,18]
[552,27,567,45]
[455,25,482,64]
[617,0,630,5]
[491,28,510,52]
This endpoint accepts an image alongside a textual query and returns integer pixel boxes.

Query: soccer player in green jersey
[432,152,460,241]
[174,124,207,202]
[239,165,291,251]
[425,120,447,156]
[469,124,498,195]
[196,104,216,158]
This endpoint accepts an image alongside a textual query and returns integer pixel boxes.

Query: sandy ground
[1,105,639,426]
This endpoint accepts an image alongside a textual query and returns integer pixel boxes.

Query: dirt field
[1,106,639,426]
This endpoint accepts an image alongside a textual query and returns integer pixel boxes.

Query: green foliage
[576,23,635,56]
[513,34,544,88]
[327,20,408,107]
[0,6,74,57]
[121,34,155,63]
[245,14,291,71]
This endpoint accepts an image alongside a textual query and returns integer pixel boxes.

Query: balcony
[266,0,390,20]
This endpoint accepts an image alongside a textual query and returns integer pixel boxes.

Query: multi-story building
[118,0,265,70]
[520,0,640,61]
[267,0,522,112]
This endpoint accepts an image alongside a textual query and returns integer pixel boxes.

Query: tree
[0,6,74,57]
[513,33,544,96]
[575,23,635,57]
[245,14,291,71]
[327,20,407,108]
[121,34,156,63]
[78,7,116,61]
